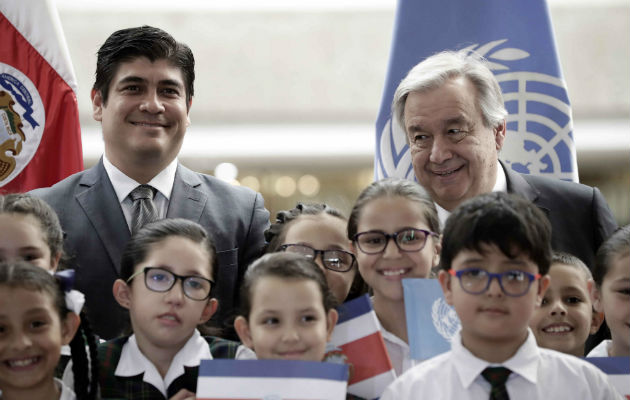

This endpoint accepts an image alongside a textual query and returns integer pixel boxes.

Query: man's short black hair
[93,25,194,105]
[440,192,552,275]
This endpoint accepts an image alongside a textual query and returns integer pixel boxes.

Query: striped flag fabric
[0,0,82,193]
[196,359,348,400]
[584,357,630,399]
[375,0,577,182]
[327,294,395,399]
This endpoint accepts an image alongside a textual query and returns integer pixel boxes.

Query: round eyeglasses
[448,268,541,297]
[279,244,357,272]
[353,228,438,255]
[127,267,214,301]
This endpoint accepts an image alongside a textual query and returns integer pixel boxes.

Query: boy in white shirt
[381,192,622,400]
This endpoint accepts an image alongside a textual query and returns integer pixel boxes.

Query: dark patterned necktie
[481,367,512,400]
[129,184,158,234]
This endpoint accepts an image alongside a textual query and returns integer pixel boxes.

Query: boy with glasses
[381,192,621,399]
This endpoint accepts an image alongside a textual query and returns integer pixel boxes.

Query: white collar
[451,328,539,389]
[114,330,212,397]
[55,377,76,400]
[436,161,507,229]
[102,155,178,203]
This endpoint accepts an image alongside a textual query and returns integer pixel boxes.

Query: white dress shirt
[436,162,508,229]
[381,329,622,400]
[102,155,177,232]
[56,377,76,400]
[377,319,417,377]
[587,340,612,357]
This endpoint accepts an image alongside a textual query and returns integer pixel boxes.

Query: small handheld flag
[197,359,348,400]
[328,294,396,399]
[403,278,460,361]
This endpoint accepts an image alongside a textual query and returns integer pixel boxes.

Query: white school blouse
[114,330,253,397]
[587,339,612,357]
[55,377,76,400]
[377,320,417,377]
[380,329,622,400]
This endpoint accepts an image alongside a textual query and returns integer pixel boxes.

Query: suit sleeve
[591,187,618,251]
[237,191,270,285]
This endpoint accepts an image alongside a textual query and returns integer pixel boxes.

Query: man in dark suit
[391,50,617,270]
[31,26,270,339]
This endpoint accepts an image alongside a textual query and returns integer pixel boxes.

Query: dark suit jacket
[31,159,270,339]
[503,161,617,270]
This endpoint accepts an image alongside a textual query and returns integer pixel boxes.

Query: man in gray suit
[391,50,617,271]
[32,26,270,339]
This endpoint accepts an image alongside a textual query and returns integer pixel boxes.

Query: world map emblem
[0,62,45,186]
[376,40,576,182]
[431,297,460,341]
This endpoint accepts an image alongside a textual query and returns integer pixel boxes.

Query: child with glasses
[100,218,252,400]
[381,192,621,400]
[265,202,367,303]
[347,178,441,376]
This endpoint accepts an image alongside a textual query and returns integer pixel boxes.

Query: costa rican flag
[375,0,577,182]
[196,359,348,400]
[0,0,82,192]
[327,294,396,400]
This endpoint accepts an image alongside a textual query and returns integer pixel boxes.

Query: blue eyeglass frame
[448,268,541,297]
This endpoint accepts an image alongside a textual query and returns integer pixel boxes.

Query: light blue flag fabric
[375,0,577,182]
[402,278,461,361]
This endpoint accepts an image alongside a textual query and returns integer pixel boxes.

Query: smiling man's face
[92,56,190,171]
[404,76,505,211]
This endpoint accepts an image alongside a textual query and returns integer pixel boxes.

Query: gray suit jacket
[503,161,617,270]
[31,159,270,339]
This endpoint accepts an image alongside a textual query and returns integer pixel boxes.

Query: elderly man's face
[404,76,505,211]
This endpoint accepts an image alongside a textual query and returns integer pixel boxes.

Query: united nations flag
[375,0,577,182]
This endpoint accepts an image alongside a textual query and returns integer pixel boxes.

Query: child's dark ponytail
[68,310,99,400]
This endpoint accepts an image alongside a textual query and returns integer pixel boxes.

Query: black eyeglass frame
[448,268,542,297]
[352,228,438,255]
[126,266,214,301]
[278,243,357,273]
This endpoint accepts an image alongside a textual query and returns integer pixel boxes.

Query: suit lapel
[76,160,130,274]
[502,160,550,216]
[167,164,208,222]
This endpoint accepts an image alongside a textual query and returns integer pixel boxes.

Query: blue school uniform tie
[481,366,511,400]
[129,184,159,234]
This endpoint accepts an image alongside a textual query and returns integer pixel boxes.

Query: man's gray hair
[392,50,507,134]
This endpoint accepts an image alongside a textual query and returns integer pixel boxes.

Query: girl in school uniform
[0,261,98,400]
[264,202,367,303]
[347,178,441,376]
[101,218,251,400]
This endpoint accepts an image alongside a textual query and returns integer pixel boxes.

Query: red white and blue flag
[196,359,348,400]
[328,294,396,399]
[0,0,82,193]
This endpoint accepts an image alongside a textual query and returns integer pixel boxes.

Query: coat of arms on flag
[196,359,348,400]
[0,0,82,192]
[327,294,396,399]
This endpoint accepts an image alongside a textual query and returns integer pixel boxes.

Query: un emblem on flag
[431,298,460,341]
[377,40,576,182]
[0,62,45,186]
